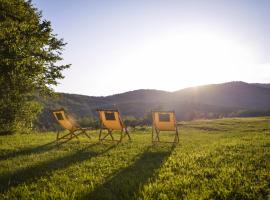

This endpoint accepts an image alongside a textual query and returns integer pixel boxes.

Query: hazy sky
[33,0,270,96]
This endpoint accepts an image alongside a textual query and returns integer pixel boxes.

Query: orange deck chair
[97,109,131,142]
[52,109,92,145]
[152,111,179,144]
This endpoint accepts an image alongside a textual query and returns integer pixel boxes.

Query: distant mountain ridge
[38,81,270,129]
[174,81,270,109]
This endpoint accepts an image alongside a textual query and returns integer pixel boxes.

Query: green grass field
[0,117,270,199]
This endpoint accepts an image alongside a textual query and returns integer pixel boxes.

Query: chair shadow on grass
[0,142,117,193]
[82,145,174,200]
[0,132,96,161]
[0,141,57,161]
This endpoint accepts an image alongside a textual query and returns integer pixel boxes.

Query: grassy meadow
[0,117,270,199]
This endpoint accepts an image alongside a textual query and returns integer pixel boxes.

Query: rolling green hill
[37,81,270,130]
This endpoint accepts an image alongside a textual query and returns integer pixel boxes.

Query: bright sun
[105,31,258,92]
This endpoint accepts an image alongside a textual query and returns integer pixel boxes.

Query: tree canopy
[0,0,70,134]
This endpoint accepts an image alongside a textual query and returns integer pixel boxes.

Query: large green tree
[0,0,70,134]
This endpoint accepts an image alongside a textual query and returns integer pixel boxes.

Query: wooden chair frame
[152,110,179,144]
[97,109,131,143]
[52,109,92,145]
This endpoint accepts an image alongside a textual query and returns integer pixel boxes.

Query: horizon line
[54,81,269,98]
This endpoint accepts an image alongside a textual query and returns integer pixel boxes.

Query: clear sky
[33,0,270,96]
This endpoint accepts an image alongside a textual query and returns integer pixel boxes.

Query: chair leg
[152,128,158,144]
[99,129,111,141]
[58,134,76,145]
[84,131,91,139]
[175,128,179,143]
[100,128,131,143]
[57,131,72,140]
[152,127,158,144]
[126,129,131,141]
[156,129,160,142]
[109,130,114,140]
[56,131,60,143]
[151,128,179,145]
[99,129,102,141]
[73,131,80,140]
[56,129,94,146]
[119,130,123,142]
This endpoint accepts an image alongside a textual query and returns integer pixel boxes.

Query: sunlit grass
[0,117,269,199]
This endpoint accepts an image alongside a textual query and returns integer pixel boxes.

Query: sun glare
[114,31,258,92]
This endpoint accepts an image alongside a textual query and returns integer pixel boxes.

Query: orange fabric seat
[152,111,179,144]
[97,109,131,142]
[52,109,92,145]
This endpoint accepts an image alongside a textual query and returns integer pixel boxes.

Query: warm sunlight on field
[2,0,270,199]
[1,117,269,199]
